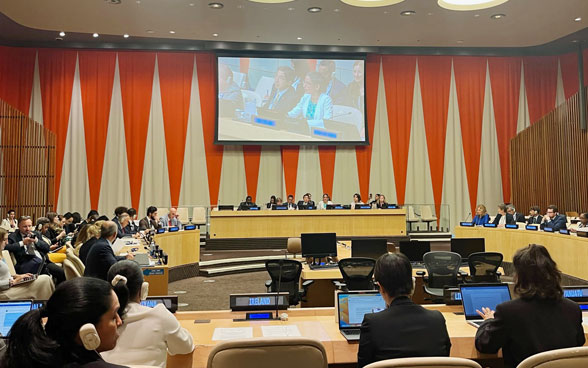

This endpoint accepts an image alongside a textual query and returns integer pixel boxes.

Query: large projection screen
[216,55,367,145]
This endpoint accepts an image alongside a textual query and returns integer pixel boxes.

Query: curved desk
[209,209,406,239]
[454,227,588,280]
[153,230,200,268]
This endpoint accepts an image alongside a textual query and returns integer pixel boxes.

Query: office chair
[406,205,420,232]
[207,337,328,368]
[333,257,376,291]
[364,357,482,368]
[286,237,301,258]
[517,346,588,368]
[465,252,502,283]
[264,260,313,306]
[416,251,463,302]
[420,206,438,231]
[192,207,207,229]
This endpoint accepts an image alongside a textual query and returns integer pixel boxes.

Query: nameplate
[525,225,538,231]
[184,224,196,230]
[559,229,570,235]
[143,268,164,276]
[544,227,554,232]
[505,224,518,229]
[168,226,179,232]
[460,222,474,227]
[483,223,497,228]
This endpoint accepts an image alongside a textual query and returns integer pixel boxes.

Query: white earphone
[79,323,100,351]
[140,282,149,301]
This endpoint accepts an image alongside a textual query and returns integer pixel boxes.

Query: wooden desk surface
[209,209,407,239]
[454,226,588,280]
[119,241,169,296]
[171,306,588,368]
[154,229,200,267]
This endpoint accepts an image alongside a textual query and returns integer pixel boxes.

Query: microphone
[331,111,354,119]
[274,259,283,320]
[464,212,472,222]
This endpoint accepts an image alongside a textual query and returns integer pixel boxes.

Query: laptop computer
[0,300,32,337]
[351,238,388,260]
[460,283,511,328]
[399,241,431,266]
[337,291,386,341]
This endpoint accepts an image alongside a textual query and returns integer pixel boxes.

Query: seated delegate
[540,204,567,231]
[492,203,514,226]
[527,205,543,225]
[317,193,333,210]
[287,71,333,129]
[475,244,584,367]
[358,253,451,367]
[351,193,364,209]
[472,204,490,225]
[297,193,315,209]
[571,212,588,232]
[238,196,257,210]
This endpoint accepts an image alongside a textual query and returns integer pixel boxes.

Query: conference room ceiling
[0,0,587,48]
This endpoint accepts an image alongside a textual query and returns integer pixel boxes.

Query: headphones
[79,323,100,351]
[140,282,149,301]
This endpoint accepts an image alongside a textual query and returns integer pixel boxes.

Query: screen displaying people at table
[217,56,367,143]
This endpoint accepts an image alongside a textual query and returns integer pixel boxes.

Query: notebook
[0,300,32,337]
[337,291,386,341]
[460,283,511,328]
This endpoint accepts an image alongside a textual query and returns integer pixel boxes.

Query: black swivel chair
[416,251,463,302]
[466,252,503,283]
[333,258,376,291]
[264,260,314,306]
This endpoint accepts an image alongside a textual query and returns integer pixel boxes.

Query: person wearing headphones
[103,261,194,367]
[2,277,127,367]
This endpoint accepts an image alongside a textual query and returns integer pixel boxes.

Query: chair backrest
[408,206,419,221]
[364,357,482,368]
[207,337,328,368]
[566,211,579,218]
[241,89,263,107]
[338,257,376,291]
[1,250,16,275]
[517,346,588,368]
[63,259,82,280]
[468,252,503,283]
[192,207,207,225]
[265,260,303,305]
[66,248,85,275]
[176,207,189,223]
[286,237,301,255]
[421,206,435,219]
[423,251,462,289]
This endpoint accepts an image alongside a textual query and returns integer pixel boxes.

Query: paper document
[111,238,125,255]
[261,325,301,337]
[212,327,253,341]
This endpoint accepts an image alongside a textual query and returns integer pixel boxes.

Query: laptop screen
[399,241,431,262]
[337,292,386,328]
[0,301,32,336]
[351,239,388,260]
[460,284,511,319]
[450,238,485,261]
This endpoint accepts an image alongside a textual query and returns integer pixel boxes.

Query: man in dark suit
[492,204,515,226]
[139,206,161,231]
[261,66,299,114]
[285,195,297,210]
[358,253,451,367]
[238,196,257,211]
[84,221,134,280]
[297,193,315,209]
[506,205,526,223]
[541,204,567,231]
[527,205,543,225]
[6,216,65,284]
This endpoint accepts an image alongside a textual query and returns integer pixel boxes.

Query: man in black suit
[6,216,65,284]
[238,196,257,211]
[139,206,161,231]
[358,253,451,367]
[541,204,567,231]
[297,193,315,209]
[285,195,297,210]
[261,66,299,114]
[526,206,543,224]
[492,203,515,226]
[506,205,526,223]
[84,221,134,280]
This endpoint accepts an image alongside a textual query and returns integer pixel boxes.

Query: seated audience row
[473,203,581,231]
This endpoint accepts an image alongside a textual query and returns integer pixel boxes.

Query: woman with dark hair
[475,244,585,367]
[2,277,125,368]
[317,193,333,210]
[287,71,333,129]
[36,217,66,264]
[103,261,194,367]
[266,195,277,209]
[351,193,363,209]
[1,210,17,232]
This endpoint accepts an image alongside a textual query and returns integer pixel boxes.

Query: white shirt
[101,302,194,367]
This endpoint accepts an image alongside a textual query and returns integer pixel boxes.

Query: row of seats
[207,337,588,368]
[1,247,85,281]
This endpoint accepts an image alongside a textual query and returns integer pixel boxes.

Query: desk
[154,230,200,268]
[454,227,588,280]
[209,209,407,239]
[119,241,169,296]
[168,305,588,368]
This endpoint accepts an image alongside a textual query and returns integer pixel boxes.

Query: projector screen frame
[214,51,369,146]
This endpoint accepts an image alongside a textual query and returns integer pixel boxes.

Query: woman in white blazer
[288,71,333,129]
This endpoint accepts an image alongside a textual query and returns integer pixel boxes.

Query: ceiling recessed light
[59,31,65,37]
[490,13,505,19]
[169,30,176,34]
[248,0,294,3]
[427,12,433,15]
[400,10,416,16]
[438,0,509,11]
[575,17,582,22]
[334,8,340,12]
[287,7,294,10]
[572,40,579,43]
[474,13,480,17]
[297,37,303,40]
[146,29,155,34]
[136,0,141,3]
[457,40,464,44]
[212,33,219,37]
[340,0,405,7]
[307,6,321,13]
[104,0,122,4]
[123,34,130,38]
[92,33,99,38]
[189,3,195,6]
[208,2,223,8]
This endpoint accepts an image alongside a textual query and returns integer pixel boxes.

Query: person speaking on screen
[218,63,244,115]
[261,66,299,114]
[287,71,333,129]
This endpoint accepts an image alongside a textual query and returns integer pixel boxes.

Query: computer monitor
[301,233,337,258]
[218,205,234,211]
[398,241,431,263]
[351,238,388,260]
[450,238,485,261]
[0,300,32,337]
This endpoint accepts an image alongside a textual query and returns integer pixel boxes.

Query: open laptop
[460,283,511,328]
[337,291,386,341]
[0,300,32,337]
[351,239,388,260]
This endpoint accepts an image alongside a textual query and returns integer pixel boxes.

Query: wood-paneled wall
[511,89,588,215]
[0,99,55,220]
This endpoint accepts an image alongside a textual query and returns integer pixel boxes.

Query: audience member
[238,196,257,211]
[288,71,333,128]
[317,60,345,101]
[475,244,585,367]
[84,221,133,280]
[286,194,297,210]
[492,204,514,226]
[506,205,526,223]
[139,206,161,231]
[337,60,365,111]
[103,261,194,367]
[218,63,244,113]
[63,212,75,233]
[76,221,102,265]
[35,217,66,264]
[358,253,451,367]
[116,213,132,239]
[38,215,66,246]
[317,193,333,210]
[351,193,363,209]
[81,210,100,228]
[527,206,543,225]
[262,66,298,113]
[472,204,490,225]
[0,210,17,232]
[6,216,65,285]
[571,212,588,233]
[3,277,126,368]
[159,208,182,229]
[290,59,310,97]
[297,193,315,208]
[540,205,567,231]
[125,208,138,234]
[0,228,55,300]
